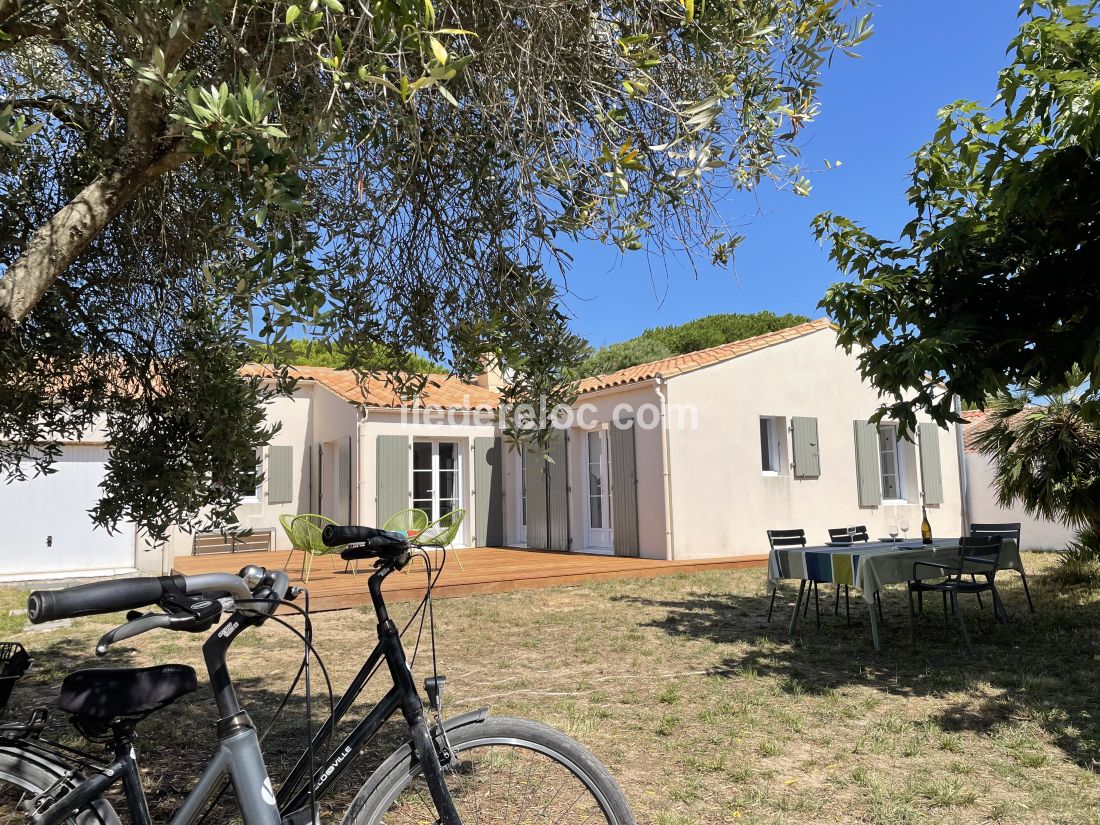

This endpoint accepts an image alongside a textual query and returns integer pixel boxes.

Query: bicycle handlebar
[27,572,254,624]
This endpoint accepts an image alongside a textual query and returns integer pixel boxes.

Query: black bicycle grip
[321,524,385,547]
[27,576,181,624]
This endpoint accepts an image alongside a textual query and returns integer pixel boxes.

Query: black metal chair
[826,526,873,626]
[907,535,1012,655]
[970,523,1033,612]
[766,529,822,628]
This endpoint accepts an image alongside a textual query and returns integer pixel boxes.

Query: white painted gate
[0,446,135,578]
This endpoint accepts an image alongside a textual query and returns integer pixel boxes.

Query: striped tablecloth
[768,538,1022,604]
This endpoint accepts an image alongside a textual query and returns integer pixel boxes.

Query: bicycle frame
[25,559,464,825]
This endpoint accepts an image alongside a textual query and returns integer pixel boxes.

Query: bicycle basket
[0,642,32,717]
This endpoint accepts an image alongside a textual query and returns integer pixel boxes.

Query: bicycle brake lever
[95,613,174,656]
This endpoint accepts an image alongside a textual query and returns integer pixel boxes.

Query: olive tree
[1,0,870,539]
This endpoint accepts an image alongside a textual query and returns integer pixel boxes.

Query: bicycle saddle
[59,664,198,732]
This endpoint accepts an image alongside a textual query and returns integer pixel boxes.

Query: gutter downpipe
[953,394,971,535]
[654,374,676,561]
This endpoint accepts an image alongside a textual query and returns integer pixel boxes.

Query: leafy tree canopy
[248,338,443,372]
[0,0,870,539]
[815,1,1100,432]
[580,310,810,376]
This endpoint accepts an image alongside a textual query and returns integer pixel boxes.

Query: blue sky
[562,1,1024,348]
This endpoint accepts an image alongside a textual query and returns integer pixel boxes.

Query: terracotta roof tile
[240,365,499,410]
[576,318,835,394]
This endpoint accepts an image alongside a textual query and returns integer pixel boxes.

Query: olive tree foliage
[815,1,1100,433]
[0,0,870,540]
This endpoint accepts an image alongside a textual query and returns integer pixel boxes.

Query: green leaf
[323,0,344,12]
[429,35,448,65]
[285,5,301,24]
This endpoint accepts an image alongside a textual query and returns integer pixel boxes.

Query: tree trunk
[0,162,153,330]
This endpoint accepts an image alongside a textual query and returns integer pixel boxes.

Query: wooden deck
[172,547,767,612]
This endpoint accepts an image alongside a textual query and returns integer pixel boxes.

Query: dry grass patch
[2,552,1099,824]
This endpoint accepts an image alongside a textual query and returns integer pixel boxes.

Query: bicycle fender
[0,741,123,825]
[338,708,488,825]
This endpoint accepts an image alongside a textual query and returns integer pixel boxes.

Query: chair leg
[803,582,811,617]
[991,586,1014,645]
[952,591,973,656]
[834,586,840,615]
[907,586,918,644]
[282,548,297,571]
[767,587,778,623]
[917,589,924,613]
[328,553,339,571]
[303,553,313,583]
[1018,568,1035,613]
[972,574,984,609]
[942,590,950,626]
[875,591,884,622]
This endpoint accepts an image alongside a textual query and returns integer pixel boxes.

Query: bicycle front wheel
[345,716,636,825]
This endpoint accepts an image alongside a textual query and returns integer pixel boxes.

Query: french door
[584,430,613,551]
[412,440,461,528]
[515,449,528,545]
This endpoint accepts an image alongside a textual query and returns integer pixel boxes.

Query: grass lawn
[2,551,1099,824]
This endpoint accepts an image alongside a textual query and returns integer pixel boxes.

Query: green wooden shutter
[547,432,570,552]
[473,437,504,546]
[791,416,821,478]
[376,435,409,525]
[853,421,881,507]
[610,421,639,557]
[336,435,352,524]
[918,423,945,505]
[525,448,548,548]
[268,446,294,504]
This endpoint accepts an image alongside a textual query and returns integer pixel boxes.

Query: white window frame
[759,416,782,475]
[877,423,908,504]
[411,439,464,540]
[241,449,262,503]
[582,428,613,552]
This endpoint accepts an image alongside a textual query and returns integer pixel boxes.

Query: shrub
[1053,528,1100,585]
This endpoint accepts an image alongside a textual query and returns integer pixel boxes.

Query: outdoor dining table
[767,537,1022,650]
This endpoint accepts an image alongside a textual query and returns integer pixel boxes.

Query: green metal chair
[279,514,304,572]
[346,509,430,575]
[290,514,343,582]
[414,509,467,571]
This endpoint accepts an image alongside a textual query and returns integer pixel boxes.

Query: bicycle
[0,524,636,825]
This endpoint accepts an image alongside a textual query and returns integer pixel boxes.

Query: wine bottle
[920,503,933,545]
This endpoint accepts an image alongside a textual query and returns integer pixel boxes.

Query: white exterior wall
[965,453,1076,550]
[160,384,325,568]
[358,407,498,547]
[662,329,965,559]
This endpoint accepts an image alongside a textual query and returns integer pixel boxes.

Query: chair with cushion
[290,514,343,582]
[766,529,821,626]
[826,526,873,626]
[346,509,430,575]
[970,523,1033,612]
[907,535,1012,655]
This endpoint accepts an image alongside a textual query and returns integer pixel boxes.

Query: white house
[0,319,971,578]
[502,319,966,558]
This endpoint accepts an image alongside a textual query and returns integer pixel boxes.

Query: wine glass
[846,525,857,543]
[888,523,899,542]
[899,518,909,542]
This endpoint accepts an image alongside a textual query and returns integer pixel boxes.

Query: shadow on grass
[3,635,415,822]
[612,570,1100,769]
